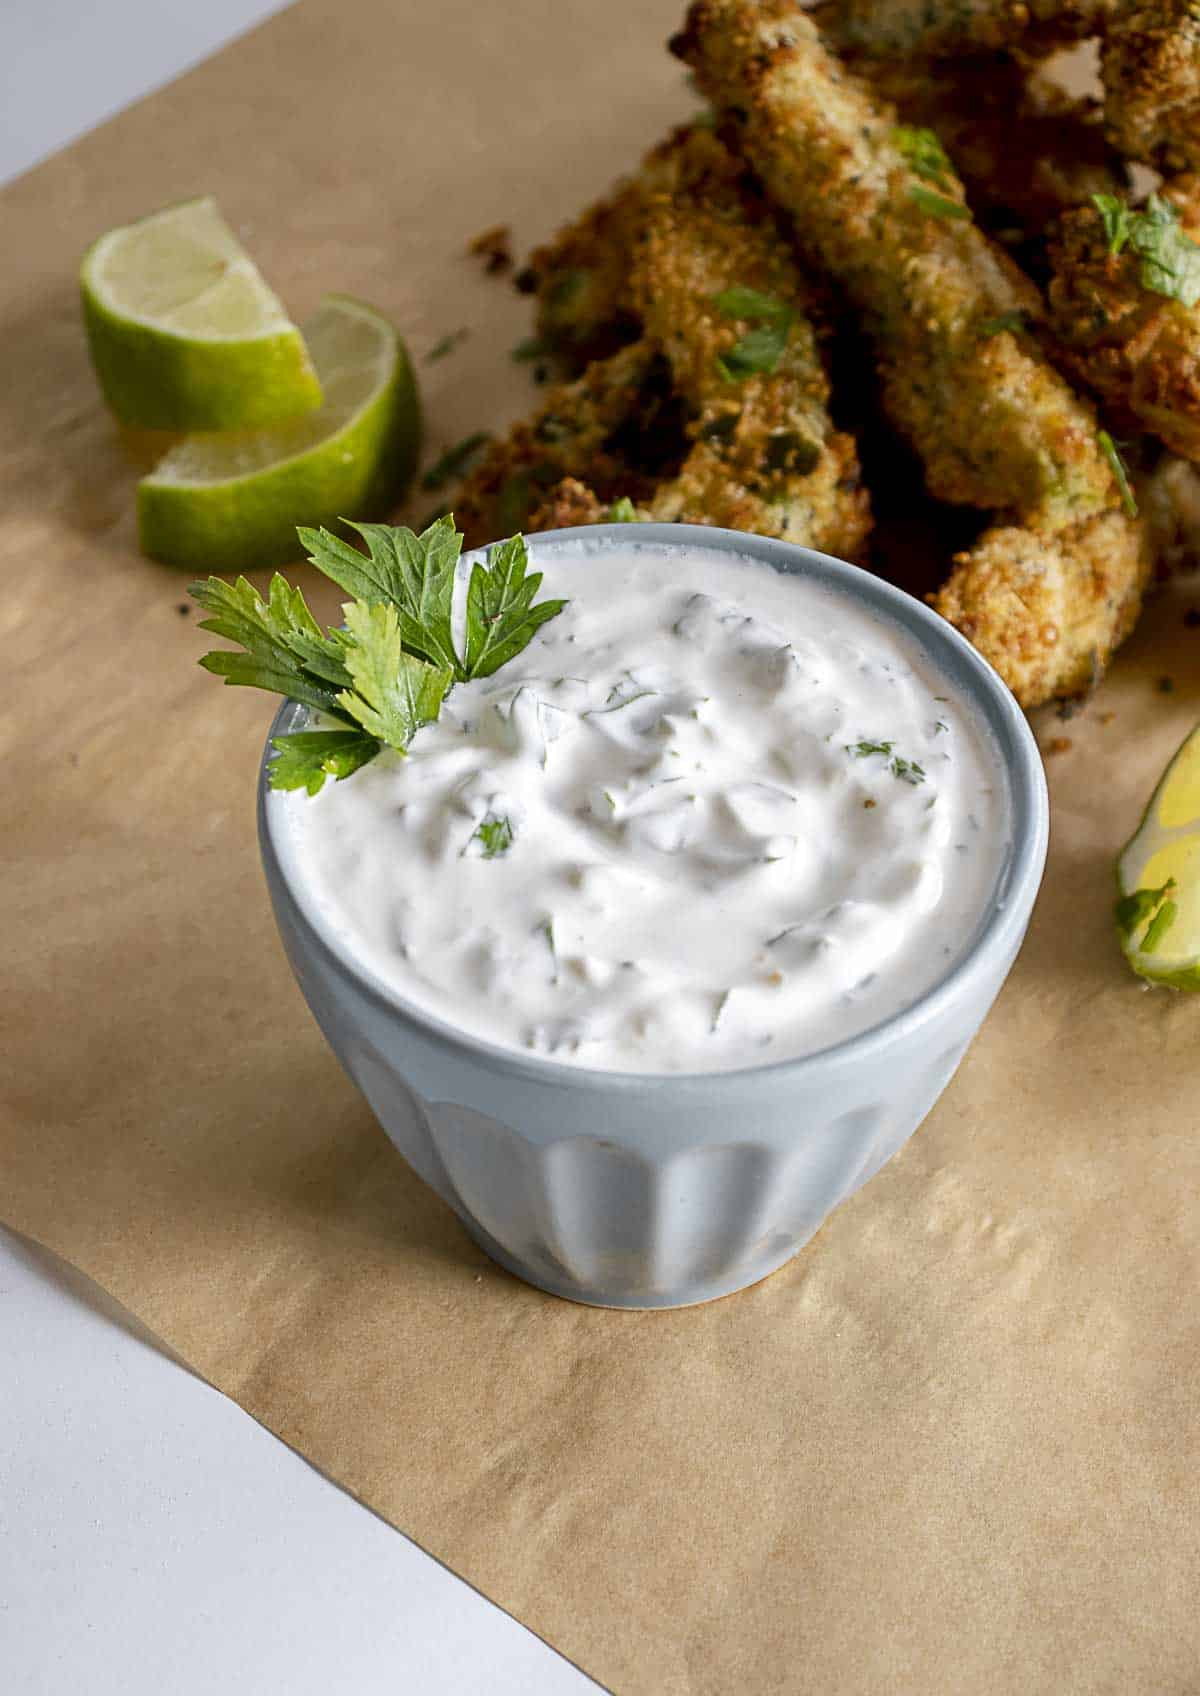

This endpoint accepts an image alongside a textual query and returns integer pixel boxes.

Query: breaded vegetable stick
[453,340,685,548]
[520,179,643,372]
[673,0,1149,704]
[628,128,871,556]
[521,125,704,373]
[812,0,1114,58]
[673,0,1115,524]
[849,53,1126,238]
[1047,181,1200,459]
[470,128,870,560]
[1102,0,1200,172]
[936,512,1148,701]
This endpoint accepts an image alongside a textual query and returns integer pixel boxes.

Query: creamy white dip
[279,539,1008,1073]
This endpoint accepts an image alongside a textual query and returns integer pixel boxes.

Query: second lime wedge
[1116,720,1200,988]
[137,295,420,572]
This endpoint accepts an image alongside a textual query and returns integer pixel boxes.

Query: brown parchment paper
[3,2,1200,1690]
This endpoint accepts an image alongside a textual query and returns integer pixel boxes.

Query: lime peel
[137,294,420,573]
[1115,721,1200,988]
[81,196,322,430]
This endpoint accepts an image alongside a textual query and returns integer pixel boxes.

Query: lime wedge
[81,196,322,430]
[137,295,420,572]
[1116,721,1200,988]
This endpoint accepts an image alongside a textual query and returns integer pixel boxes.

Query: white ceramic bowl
[259,525,1048,1308]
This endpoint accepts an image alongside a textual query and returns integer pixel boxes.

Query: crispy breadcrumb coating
[521,126,704,373]
[935,511,1150,700]
[1102,0,1200,171]
[452,340,685,548]
[464,128,871,561]
[1046,179,1200,457]
[847,53,1127,238]
[673,0,1117,523]
[814,0,1115,59]
[673,0,1149,703]
[628,128,871,554]
[527,475,610,531]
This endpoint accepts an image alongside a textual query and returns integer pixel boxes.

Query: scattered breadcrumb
[468,224,513,274]
[1046,737,1074,754]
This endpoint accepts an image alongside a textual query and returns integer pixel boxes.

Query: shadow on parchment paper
[192,1070,509,1294]
[0,286,160,545]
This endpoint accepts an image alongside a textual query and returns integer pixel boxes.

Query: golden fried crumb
[813,0,1115,59]
[468,224,513,274]
[1102,0,1200,171]
[1047,182,1200,459]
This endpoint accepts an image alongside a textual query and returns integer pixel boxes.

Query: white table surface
[0,6,600,1691]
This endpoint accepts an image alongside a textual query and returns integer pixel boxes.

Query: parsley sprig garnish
[191,515,566,796]
[1092,192,1200,307]
[712,285,795,380]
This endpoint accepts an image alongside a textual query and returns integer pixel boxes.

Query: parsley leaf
[472,813,514,858]
[268,729,381,795]
[893,125,952,187]
[1098,430,1139,517]
[717,325,792,379]
[846,740,926,784]
[1092,193,1200,307]
[712,285,792,325]
[547,269,588,309]
[299,516,462,674]
[713,286,794,381]
[426,328,470,362]
[419,432,492,491]
[607,496,638,522]
[1094,193,1136,253]
[978,311,1027,338]
[909,185,970,222]
[512,335,553,364]
[497,473,533,536]
[191,574,352,718]
[334,600,453,746]
[464,533,568,679]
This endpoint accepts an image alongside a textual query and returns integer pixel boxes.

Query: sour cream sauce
[280,540,1008,1073]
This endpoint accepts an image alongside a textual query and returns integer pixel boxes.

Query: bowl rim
[259,522,1049,1093]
